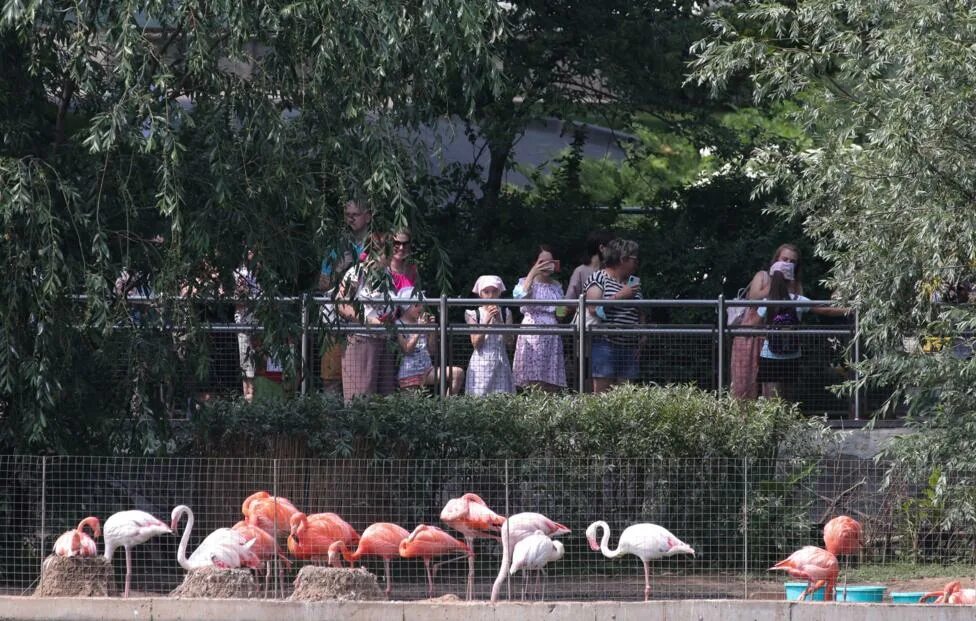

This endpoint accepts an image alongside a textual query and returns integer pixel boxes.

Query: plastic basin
[891,592,928,604]
[785,582,827,601]
[835,585,886,602]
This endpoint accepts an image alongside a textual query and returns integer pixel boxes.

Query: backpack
[767,306,800,355]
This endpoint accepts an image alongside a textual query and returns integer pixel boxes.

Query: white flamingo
[585,521,695,602]
[103,510,173,597]
[171,505,258,571]
[490,512,571,602]
[509,530,565,600]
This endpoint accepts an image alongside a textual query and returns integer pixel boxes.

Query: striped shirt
[584,270,642,344]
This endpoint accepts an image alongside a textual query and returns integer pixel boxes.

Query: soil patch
[170,567,258,599]
[33,556,111,597]
[288,566,385,602]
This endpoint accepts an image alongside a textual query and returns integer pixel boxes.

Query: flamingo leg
[383,558,392,596]
[841,556,850,601]
[801,579,826,600]
[642,559,651,602]
[124,546,133,598]
[534,569,542,600]
[464,535,475,600]
[424,559,434,598]
[520,571,528,600]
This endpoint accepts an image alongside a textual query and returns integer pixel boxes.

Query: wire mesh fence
[5,456,975,600]
[92,295,867,418]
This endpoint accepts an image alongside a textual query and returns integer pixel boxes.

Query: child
[395,288,465,394]
[464,275,515,395]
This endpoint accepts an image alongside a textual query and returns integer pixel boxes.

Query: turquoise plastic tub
[891,592,928,604]
[785,582,827,601]
[835,585,886,602]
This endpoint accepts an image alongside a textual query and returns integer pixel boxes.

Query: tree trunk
[480,135,513,212]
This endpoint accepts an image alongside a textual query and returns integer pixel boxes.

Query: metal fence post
[439,294,448,399]
[300,293,309,396]
[578,294,586,394]
[853,308,861,420]
[40,456,47,574]
[742,455,749,599]
[717,295,725,396]
[272,458,279,598]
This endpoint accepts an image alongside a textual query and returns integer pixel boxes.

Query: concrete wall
[0,597,968,621]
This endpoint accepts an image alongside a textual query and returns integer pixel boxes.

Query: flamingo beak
[587,537,599,552]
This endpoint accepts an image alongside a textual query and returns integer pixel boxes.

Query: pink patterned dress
[512,279,567,388]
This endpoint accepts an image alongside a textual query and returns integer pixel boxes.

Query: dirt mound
[34,555,111,597]
[430,593,461,602]
[171,567,258,599]
[289,566,385,601]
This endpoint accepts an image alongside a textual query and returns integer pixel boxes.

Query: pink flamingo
[287,511,360,562]
[103,510,172,597]
[490,512,571,602]
[398,524,472,597]
[769,545,839,601]
[171,505,258,571]
[585,521,695,602]
[824,515,862,598]
[440,492,506,599]
[509,530,565,600]
[921,580,976,604]
[329,522,410,596]
[232,520,292,593]
[241,491,299,543]
[53,516,100,557]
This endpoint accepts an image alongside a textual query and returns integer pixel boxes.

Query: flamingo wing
[399,525,470,559]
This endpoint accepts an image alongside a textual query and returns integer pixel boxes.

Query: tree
[0,0,504,453]
[690,0,976,466]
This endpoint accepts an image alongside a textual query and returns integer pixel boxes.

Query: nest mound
[430,593,461,602]
[289,566,385,601]
[34,555,111,597]
[170,567,258,599]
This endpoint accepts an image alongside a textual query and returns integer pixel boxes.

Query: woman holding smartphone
[584,238,644,393]
[512,245,567,392]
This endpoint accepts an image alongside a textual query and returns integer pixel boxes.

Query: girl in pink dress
[512,245,567,391]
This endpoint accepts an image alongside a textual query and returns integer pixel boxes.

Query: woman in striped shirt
[584,239,644,393]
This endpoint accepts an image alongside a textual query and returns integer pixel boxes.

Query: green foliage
[689,0,976,460]
[182,384,827,459]
[0,0,504,452]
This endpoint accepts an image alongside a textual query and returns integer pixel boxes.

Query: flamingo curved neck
[490,519,514,602]
[595,521,624,559]
[174,506,195,570]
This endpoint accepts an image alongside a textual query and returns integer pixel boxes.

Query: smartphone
[628,275,641,287]
[551,259,561,273]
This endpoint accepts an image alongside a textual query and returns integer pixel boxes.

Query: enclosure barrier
[104,295,870,419]
[2,456,971,601]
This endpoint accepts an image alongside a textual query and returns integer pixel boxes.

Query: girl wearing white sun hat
[464,276,516,395]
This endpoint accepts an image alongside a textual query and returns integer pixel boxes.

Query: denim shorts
[591,338,640,380]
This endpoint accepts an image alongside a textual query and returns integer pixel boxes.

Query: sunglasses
[392,239,411,248]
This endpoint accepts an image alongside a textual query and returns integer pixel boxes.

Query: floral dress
[512,279,567,388]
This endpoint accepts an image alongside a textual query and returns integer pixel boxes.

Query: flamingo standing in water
[769,545,839,601]
[328,522,410,596]
[440,493,505,599]
[288,511,360,563]
[53,516,101,557]
[103,510,172,597]
[241,491,299,543]
[585,521,695,602]
[824,515,862,599]
[509,530,565,600]
[490,512,571,602]
[171,505,259,571]
[921,580,976,604]
[398,524,472,597]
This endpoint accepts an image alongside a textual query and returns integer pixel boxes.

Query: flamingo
[53,516,100,557]
[241,491,299,542]
[490,512,571,602]
[287,511,360,562]
[398,524,472,597]
[921,580,976,604]
[329,522,410,596]
[440,492,506,600]
[585,521,695,602]
[232,520,292,594]
[824,515,862,599]
[769,545,839,601]
[508,530,565,600]
[103,510,172,597]
[171,505,259,571]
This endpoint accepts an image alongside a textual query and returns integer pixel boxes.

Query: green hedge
[182,384,828,460]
